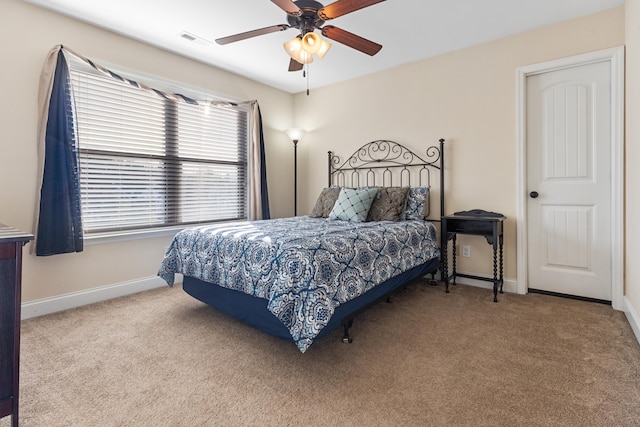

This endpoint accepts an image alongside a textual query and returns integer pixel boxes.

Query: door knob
[530,191,539,198]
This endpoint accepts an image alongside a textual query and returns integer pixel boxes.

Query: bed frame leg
[342,319,353,343]
[428,272,438,285]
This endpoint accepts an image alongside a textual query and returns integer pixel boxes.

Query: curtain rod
[56,44,257,109]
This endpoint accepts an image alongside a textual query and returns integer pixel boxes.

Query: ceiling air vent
[180,32,197,42]
[179,31,212,46]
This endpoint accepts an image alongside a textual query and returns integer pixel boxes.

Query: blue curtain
[34,46,268,253]
[256,106,270,220]
[36,49,83,256]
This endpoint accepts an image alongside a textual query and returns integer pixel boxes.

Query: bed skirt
[182,257,439,343]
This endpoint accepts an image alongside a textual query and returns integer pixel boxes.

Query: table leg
[451,234,457,285]
[441,222,449,293]
[499,235,504,294]
[492,244,498,303]
[443,244,449,293]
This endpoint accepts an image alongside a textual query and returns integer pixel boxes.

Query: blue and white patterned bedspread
[158,216,439,352]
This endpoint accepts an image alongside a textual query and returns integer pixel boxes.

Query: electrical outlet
[462,245,471,257]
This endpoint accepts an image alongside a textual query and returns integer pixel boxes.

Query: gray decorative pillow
[310,187,341,218]
[367,187,410,222]
[401,186,430,220]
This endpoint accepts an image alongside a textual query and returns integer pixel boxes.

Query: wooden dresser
[0,224,33,426]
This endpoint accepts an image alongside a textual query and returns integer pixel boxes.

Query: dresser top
[442,214,506,221]
[0,224,34,244]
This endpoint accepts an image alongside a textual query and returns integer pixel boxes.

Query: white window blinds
[69,68,248,234]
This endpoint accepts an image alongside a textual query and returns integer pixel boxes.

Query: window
[69,63,248,236]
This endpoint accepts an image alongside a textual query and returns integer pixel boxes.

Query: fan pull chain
[301,64,310,96]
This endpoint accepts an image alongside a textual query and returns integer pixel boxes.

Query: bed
[158,139,446,352]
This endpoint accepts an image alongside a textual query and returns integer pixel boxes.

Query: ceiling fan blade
[215,24,290,45]
[319,0,385,20]
[321,25,382,56]
[288,58,304,72]
[271,0,302,15]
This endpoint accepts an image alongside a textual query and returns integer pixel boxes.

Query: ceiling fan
[215,0,385,72]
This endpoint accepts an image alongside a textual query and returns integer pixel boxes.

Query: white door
[526,61,612,301]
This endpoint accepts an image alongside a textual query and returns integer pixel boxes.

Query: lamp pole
[293,138,298,216]
[285,128,306,217]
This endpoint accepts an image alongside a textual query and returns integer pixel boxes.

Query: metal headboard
[328,139,446,220]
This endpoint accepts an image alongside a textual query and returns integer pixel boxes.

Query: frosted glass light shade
[316,39,332,60]
[286,128,306,143]
[284,36,313,64]
[283,37,302,56]
[295,50,313,64]
[284,33,330,64]
[301,32,322,54]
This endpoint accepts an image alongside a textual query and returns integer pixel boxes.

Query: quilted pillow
[329,187,379,222]
[366,187,410,222]
[401,186,430,220]
[309,187,341,218]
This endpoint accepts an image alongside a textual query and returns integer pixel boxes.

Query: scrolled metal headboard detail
[328,139,446,219]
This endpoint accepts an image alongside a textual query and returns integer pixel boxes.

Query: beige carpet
[2,281,640,426]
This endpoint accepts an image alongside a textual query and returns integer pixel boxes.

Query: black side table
[441,214,506,302]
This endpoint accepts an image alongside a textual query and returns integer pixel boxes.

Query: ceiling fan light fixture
[296,50,314,64]
[217,0,386,78]
[316,39,332,60]
[283,36,302,56]
[284,35,314,64]
[301,32,322,54]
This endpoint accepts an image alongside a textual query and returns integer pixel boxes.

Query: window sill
[83,225,187,245]
[82,219,247,245]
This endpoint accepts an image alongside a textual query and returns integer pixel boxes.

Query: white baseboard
[21,276,168,320]
[624,297,640,347]
[451,274,518,294]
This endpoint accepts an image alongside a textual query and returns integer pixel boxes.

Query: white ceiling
[25,0,624,94]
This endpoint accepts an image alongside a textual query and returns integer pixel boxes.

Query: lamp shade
[284,32,331,66]
[296,50,314,64]
[316,39,332,60]
[301,32,322,54]
[283,37,302,57]
[286,128,306,143]
[284,36,314,64]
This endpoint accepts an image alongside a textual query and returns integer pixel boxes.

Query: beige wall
[293,7,625,283]
[2,0,633,311]
[626,0,640,317]
[1,0,295,302]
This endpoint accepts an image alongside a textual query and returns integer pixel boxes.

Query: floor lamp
[285,128,306,216]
